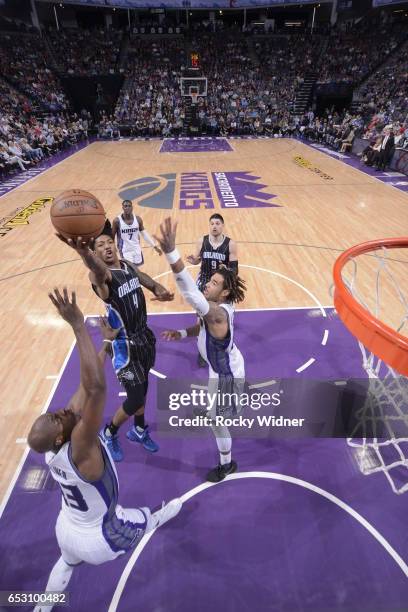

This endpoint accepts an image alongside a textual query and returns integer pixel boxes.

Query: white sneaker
[150,498,182,530]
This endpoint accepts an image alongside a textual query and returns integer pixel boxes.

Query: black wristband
[229,260,238,273]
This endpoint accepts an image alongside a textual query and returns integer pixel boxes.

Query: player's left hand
[48,287,84,330]
[161,330,182,341]
[153,217,178,254]
[99,316,121,341]
[151,284,174,302]
[154,246,162,256]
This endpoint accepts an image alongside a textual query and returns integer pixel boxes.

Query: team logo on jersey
[118,172,279,210]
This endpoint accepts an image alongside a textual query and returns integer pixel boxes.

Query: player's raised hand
[153,217,178,254]
[99,316,121,342]
[48,287,84,329]
[151,285,175,302]
[56,234,94,255]
[161,330,182,341]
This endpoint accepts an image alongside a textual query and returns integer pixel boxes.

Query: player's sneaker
[206,460,237,483]
[126,426,159,452]
[100,427,124,462]
[150,498,182,529]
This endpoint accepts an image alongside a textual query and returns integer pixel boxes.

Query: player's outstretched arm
[154,218,223,321]
[126,261,174,302]
[67,318,119,418]
[137,215,162,255]
[228,240,238,273]
[57,234,111,290]
[186,238,202,265]
[162,323,200,341]
[111,216,119,246]
[49,288,106,463]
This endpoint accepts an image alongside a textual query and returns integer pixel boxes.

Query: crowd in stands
[355,39,408,125]
[112,37,186,136]
[0,32,68,112]
[0,78,89,177]
[47,28,123,76]
[0,16,408,177]
[317,30,404,86]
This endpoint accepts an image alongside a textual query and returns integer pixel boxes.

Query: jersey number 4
[60,483,89,512]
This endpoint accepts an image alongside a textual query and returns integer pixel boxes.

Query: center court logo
[118,171,279,210]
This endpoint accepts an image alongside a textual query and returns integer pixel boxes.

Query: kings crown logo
[118,172,279,210]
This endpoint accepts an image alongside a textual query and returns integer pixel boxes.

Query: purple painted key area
[160,138,233,153]
[1,308,408,611]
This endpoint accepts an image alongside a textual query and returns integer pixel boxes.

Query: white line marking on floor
[321,330,329,346]
[0,338,76,519]
[150,368,166,380]
[296,358,316,373]
[108,471,408,612]
[152,266,327,319]
[248,380,277,389]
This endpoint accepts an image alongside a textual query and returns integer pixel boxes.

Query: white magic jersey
[117,215,143,264]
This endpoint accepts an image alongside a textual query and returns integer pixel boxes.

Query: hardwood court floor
[1,137,408,501]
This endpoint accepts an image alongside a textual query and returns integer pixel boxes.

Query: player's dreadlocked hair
[215,266,246,304]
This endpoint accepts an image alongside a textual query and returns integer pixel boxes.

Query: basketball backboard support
[180,76,207,100]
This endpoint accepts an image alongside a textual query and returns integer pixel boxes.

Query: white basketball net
[343,247,408,494]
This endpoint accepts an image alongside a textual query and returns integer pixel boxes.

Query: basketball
[50,189,106,241]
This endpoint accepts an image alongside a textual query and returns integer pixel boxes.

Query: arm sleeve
[174,268,210,317]
[229,260,238,274]
[141,230,156,247]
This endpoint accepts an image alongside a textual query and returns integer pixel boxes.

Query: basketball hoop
[333,237,408,493]
[334,238,408,376]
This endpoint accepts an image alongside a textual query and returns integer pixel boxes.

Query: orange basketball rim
[333,238,408,377]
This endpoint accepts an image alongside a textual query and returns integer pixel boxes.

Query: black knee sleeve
[122,383,147,416]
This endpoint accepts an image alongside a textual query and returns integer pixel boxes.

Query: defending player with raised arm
[186,213,238,367]
[155,218,247,482]
[57,224,174,460]
[28,289,181,612]
[112,199,162,266]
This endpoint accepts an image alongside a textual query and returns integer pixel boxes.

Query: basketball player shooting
[58,226,174,461]
[187,213,238,367]
[155,218,247,482]
[28,289,181,612]
[112,199,162,266]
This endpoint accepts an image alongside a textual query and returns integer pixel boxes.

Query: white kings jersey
[46,437,119,528]
[117,215,143,264]
[197,302,244,379]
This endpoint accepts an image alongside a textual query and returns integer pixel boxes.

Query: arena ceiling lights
[41,0,332,8]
